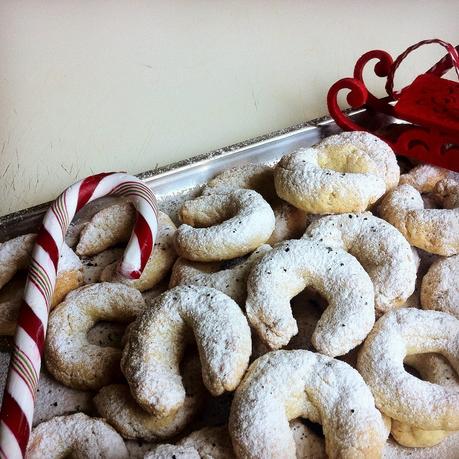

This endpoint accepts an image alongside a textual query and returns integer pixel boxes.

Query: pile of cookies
[0,132,458,459]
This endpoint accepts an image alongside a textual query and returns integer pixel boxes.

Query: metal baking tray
[2,109,459,458]
[0,109,390,242]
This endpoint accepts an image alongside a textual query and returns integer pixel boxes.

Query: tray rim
[0,109,363,229]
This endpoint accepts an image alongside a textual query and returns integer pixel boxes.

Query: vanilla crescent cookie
[229,350,387,459]
[357,308,459,431]
[274,132,399,214]
[0,237,83,335]
[81,248,124,284]
[169,244,271,305]
[267,199,312,245]
[391,353,459,448]
[27,413,129,459]
[177,425,235,459]
[52,242,85,306]
[94,357,205,441]
[246,239,375,356]
[146,422,328,459]
[202,163,310,245]
[399,164,451,193]
[100,211,177,291]
[0,234,83,308]
[421,254,459,319]
[121,285,251,417]
[317,131,400,189]
[45,283,145,390]
[144,421,329,459]
[76,200,136,256]
[405,353,459,388]
[304,212,417,314]
[0,233,36,288]
[203,163,277,201]
[379,180,459,256]
[180,422,327,459]
[174,189,275,261]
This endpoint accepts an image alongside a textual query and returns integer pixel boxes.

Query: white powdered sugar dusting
[357,308,459,430]
[246,238,375,356]
[121,285,251,417]
[229,350,387,458]
[304,212,417,314]
[175,189,275,261]
[27,413,128,459]
[169,244,271,305]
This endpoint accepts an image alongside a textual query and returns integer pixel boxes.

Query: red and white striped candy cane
[0,172,158,458]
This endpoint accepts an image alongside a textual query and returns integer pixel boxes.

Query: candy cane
[0,172,158,458]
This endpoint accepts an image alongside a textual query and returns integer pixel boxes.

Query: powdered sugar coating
[304,212,417,314]
[399,164,450,193]
[175,189,275,261]
[405,353,459,389]
[139,422,326,459]
[357,308,459,430]
[182,422,327,459]
[121,285,251,417]
[45,283,145,390]
[0,233,35,289]
[58,242,83,273]
[391,353,459,447]
[229,350,386,459]
[100,211,177,291]
[268,199,311,245]
[403,248,438,309]
[0,234,82,292]
[27,413,128,459]
[76,200,135,256]
[317,131,400,189]
[435,178,459,209]
[274,146,387,214]
[81,248,124,284]
[169,244,271,305]
[178,425,235,458]
[51,241,84,307]
[94,357,205,441]
[202,163,310,244]
[275,131,398,215]
[0,237,83,334]
[246,239,375,356]
[203,163,277,202]
[379,183,459,256]
[421,254,459,319]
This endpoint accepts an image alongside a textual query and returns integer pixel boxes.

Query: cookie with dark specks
[27,413,128,459]
[246,239,375,357]
[175,190,275,262]
[229,350,386,459]
[121,286,251,417]
[357,308,459,431]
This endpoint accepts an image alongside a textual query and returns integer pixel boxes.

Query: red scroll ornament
[0,173,158,458]
[327,39,459,171]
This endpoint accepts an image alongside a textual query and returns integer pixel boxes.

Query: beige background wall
[0,0,457,216]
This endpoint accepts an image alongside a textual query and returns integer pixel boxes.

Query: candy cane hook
[0,172,158,458]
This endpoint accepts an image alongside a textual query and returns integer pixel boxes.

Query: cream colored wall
[0,0,457,216]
